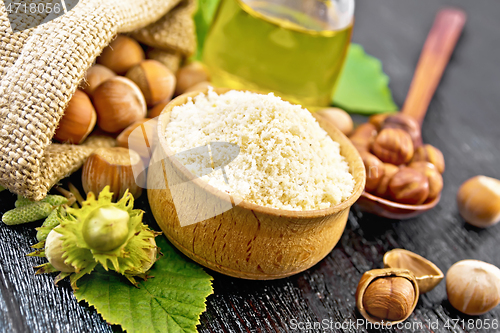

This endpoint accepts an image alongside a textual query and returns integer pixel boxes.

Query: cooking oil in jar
[203,0,355,107]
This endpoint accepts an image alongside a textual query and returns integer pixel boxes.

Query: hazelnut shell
[384,249,444,294]
[126,60,176,107]
[97,35,145,75]
[457,176,500,228]
[54,90,96,144]
[446,260,500,315]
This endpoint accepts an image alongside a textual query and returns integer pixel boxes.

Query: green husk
[33,186,160,289]
[36,207,64,242]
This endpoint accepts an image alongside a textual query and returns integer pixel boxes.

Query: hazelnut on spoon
[354,8,466,218]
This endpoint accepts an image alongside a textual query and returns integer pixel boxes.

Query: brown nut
[457,176,500,228]
[97,35,145,75]
[126,60,176,107]
[369,113,392,131]
[54,90,96,144]
[82,147,145,200]
[117,118,158,167]
[175,61,210,95]
[148,101,170,119]
[446,260,500,315]
[93,77,147,133]
[374,163,400,198]
[371,128,414,166]
[384,249,444,294]
[389,167,429,204]
[349,123,378,152]
[356,268,419,324]
[81,65,116,97]
[382,114,423,148]
[360,151,385,193]
[184,81,212,94]
[316,107,353,136]
[412,144,445,174]
[409,161,443,202]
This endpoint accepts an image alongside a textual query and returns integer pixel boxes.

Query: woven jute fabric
[0,0,195,200]
[131,0,197,56]
[146,48,183,73]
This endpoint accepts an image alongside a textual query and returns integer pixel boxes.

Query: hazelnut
[349,123,378,152]
[93,77,147,133]
[457,176,500,228]
[175,61,210,95]
[371,128,414,166]
[117,118,158,167]
[356,268,419,324]
[148,101,170,119]
[81,65,116,97]
[389,167,429,205]
[446,260,500,315]
[54,90,96,144]
[316,107,353,136]
[374,163,400,198]
[184,81,212,94]
[412,144,445,173]
[409,161,443,202]
[369,113,391,131]
[382,114,423,148]
[97,35,145,75]
[82,147,145,200]
[360,151,385,193]
[126,60,176,107]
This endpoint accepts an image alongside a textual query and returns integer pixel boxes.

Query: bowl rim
[360,191,441,211]
[155,88,366,219]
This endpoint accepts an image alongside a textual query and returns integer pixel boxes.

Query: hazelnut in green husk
[33,186,160,288]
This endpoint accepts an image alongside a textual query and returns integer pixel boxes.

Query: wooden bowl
[356,191,440,220]
[147,88,366,280]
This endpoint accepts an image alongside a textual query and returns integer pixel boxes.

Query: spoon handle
[401,8,466,125]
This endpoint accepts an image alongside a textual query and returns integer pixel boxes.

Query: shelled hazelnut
[360,151,385,193]
[356,268,419,324]
[457,176,500,228]
[54,90,96,144]
[412,144,445,174]
[368,113,391,131]
[316,107,353,136]
[374,163,400,198]
[409,161,443,202]
[389,167,429,205]
[382,114,423,148]
[126,60,176,107]
[349,123,378,152]
[97,35,145,75]
[371,128,414,166]
[446,260,500,315]
[93,77,147,133]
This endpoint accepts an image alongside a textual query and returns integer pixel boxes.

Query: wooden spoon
[356,8,466,219]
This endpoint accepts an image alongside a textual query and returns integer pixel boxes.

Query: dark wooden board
[1,0,500,332]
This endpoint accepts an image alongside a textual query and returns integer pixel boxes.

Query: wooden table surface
[1,0,500,332]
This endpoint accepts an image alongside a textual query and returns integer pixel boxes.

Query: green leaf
[74,236,213,333]
[333,43,398,114]
[193,0,222,60]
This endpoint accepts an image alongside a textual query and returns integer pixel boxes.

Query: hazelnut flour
[164,89,355,211]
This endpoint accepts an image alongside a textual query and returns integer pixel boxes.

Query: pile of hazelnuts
[350,113,445,205]
[53,35,210,146]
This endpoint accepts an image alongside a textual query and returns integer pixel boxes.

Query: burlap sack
[0,0,196,201]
